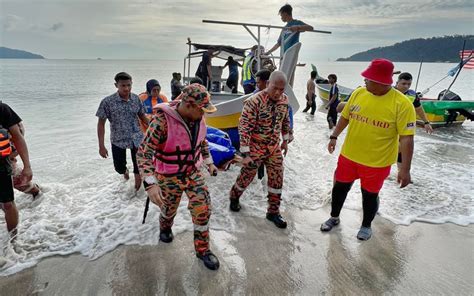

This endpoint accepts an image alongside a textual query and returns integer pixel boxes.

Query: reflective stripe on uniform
[268,186,282,194]
[194,224,209,232]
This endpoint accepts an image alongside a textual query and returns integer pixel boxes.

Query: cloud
[49,22,64,31]
[0,0,473,60]
[2,14,23,31]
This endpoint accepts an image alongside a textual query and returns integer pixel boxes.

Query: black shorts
[0,172,14,203]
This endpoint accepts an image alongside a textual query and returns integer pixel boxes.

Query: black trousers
[111,144,139,175]
[302,94,316,115]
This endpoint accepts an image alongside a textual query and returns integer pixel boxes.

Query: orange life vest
[138,93,169,133]
[0,126,12,158]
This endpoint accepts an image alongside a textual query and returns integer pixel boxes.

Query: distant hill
[0,47,45,59]
[337,35,473,62]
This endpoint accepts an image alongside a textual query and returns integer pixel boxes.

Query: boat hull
[419,99,474,127]
[205,42,302,130]
[316,83,352,103]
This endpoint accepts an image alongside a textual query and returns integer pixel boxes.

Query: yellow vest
[242,54,254,84]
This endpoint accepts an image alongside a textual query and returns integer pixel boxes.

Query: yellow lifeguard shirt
[340,87,416,167]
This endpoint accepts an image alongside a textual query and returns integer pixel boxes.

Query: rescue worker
[229,71,291,229]
[320,59,416,241]
[137,84,220,270]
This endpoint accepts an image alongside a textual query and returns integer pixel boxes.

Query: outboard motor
[438,89,461,101]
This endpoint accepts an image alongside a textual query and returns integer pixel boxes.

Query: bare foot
[9,228,18,242]
[124,169,130,180]
[134,174,142,191]
[31,184,41,199]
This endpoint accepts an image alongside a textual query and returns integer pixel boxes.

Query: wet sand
[1,207,473,295]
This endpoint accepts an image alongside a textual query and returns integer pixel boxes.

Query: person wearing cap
[138,79,169,133]
[136,83,220,270]
[320,59,416,241]
[96,72,149,191]
[229,71,291,229]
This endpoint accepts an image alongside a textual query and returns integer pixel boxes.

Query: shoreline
[1,207,473,295]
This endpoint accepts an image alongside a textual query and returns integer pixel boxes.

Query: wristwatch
[329,135,338,140]
[424,121,430,125]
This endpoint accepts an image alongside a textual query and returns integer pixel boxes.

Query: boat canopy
[188,42,247,61]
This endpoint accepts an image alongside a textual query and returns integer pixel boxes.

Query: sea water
[0,59,472,275]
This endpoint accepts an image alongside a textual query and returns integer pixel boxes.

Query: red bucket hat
[361,58,394,85]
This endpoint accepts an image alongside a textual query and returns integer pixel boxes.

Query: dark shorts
[0,172,14,203]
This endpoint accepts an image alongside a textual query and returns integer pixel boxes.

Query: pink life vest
[153,103,207,175]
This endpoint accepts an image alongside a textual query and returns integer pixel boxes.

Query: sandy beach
[1,206,472,295]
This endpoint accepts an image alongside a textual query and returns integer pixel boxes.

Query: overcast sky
[1,0,473,61]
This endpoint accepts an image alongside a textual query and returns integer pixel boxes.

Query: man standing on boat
[320,59,416,241]
[242,45,259,94]
[196,49,220,90]
[136,84,220,270]
[229,71,291,229]
[96,72,149,191]
[264,4,314,56]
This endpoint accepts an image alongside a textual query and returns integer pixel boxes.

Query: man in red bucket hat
[320,59,416,241]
